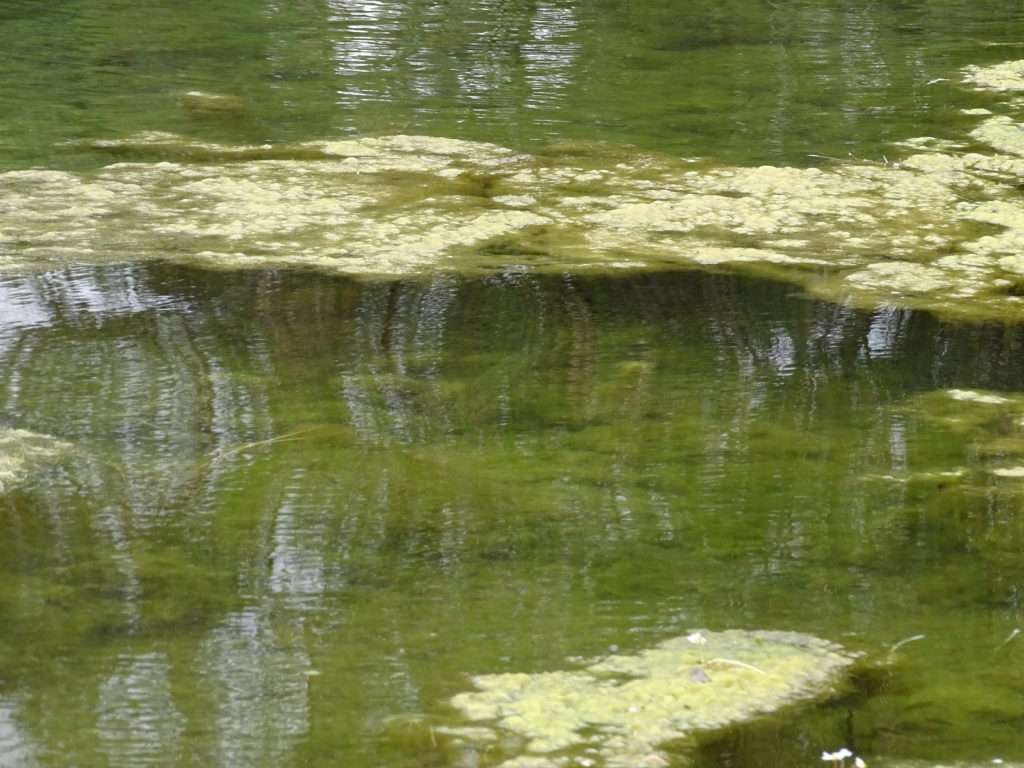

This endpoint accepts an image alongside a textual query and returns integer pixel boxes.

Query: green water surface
[2,1,1024,767]
[3,0,1024,169]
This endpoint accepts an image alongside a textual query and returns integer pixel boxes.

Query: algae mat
[441,630,855,768]
[0,428,69,493]
[5,61,1024,319]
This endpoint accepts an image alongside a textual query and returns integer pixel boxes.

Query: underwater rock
[0,428,70,492]
[447,630,855,768]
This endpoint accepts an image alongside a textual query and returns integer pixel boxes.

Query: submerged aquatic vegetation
[878,387,1024,492]
[0,428,70,492]
[4,61,1024,318]
[444,630,855,768]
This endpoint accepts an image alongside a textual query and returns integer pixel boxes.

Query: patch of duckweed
[443,630,855,768]
[7,61,1024,317]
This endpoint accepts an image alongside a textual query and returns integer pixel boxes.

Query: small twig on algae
[708,658,768,675]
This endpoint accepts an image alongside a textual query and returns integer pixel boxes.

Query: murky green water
[2,2,1024,767]
[4,0,1024,170]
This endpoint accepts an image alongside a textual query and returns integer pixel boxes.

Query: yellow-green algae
[0,428,70,492]
[963,60,1024,91]
[6,61,1024,318]
[445,630,855,768]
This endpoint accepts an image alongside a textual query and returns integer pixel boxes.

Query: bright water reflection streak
[0,265,1023,766]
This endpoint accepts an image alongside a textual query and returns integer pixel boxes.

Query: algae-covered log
[446,630,856,768]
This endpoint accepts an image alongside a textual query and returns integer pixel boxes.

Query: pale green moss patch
[844,263,957,295]
[970,115,1024,157]
[991,466,1024,478]
[447,630,854,768]
[0,429,71,492]
[963,59,1024,91]
[948,389,1012,405]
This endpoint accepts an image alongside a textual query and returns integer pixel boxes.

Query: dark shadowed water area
[2,1,1024,767]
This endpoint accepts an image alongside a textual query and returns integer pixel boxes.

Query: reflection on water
[0,264,1023,766]
[4,0,1024,169]
[202,608,312,766]
[3,1,1024,765]
[97,653,186,768]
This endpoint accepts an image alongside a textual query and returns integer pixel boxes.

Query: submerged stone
[447,630,855,768]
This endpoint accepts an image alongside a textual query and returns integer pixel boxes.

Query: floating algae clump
[446,630,855,768]
[947,389,1013,406]
[963,59,1024,91]
[8,59,1024,318]
[0,428,70,492]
